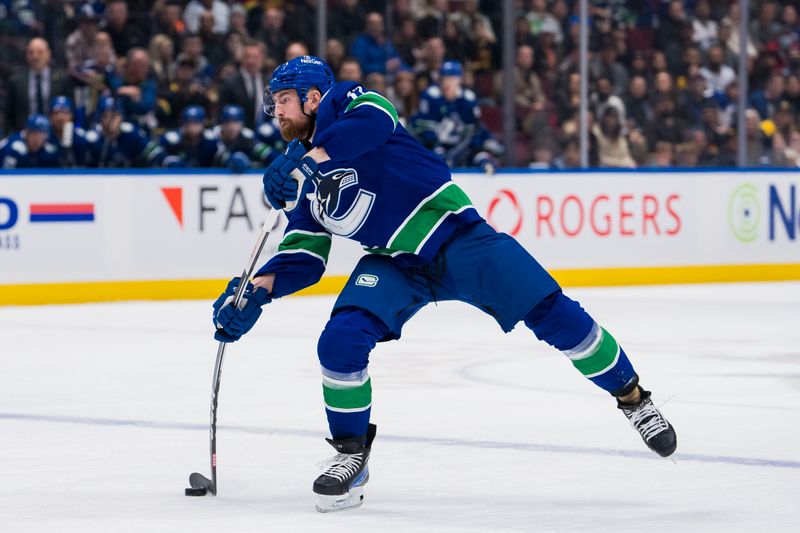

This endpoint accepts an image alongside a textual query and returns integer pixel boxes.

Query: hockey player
[48,96,77,167]
[213,104,276,173]
[411,61,502,172]
[72,96,164,168]
[158,105,217,168]
[0,114,61,168]
[212,56,677,513]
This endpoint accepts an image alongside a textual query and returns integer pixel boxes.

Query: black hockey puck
[185,487,208,496]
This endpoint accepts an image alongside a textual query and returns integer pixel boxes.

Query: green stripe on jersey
[323,378,372,411]
[345,92,399,128]
[571,328,619,377]
[388,182,473,254]
[278,230,332,263]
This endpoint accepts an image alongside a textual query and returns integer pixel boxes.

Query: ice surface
[1,282,799,532]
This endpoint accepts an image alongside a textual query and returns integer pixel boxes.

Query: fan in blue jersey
[0,114,61,168]
[212,56,677,513]
[411,61,503,173]
[72,96,164,168]
[158,105,217,168]
[212,104,276,173]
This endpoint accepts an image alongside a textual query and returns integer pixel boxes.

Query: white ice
[1,282,799,532]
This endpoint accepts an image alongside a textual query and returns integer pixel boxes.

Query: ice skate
[314,424,376,513]
[618,387,677,457]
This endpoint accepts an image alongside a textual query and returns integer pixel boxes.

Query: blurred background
[2,0,798,171]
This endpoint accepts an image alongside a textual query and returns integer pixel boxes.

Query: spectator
[108,47,157,129]
[646,96,687,148]
[325,39,347,78]
[156,58,211,129]
[527,0,562,44]
[105,0,147,57]
[198,10,227,66]
[624,76,652,131]
[590,35,629,96]
[498,44,547,136]
[416,0,448,41]
[647,140,675,167]
[286,41,310,61]
[173,34,213,88]
[71,31,117,127]
[338,57,363,83]
[592,76,626,127]
[218,41,265,129]
[415,36,446,90]
[5,38,73,134]
[592,107,635,168]
[750,1,782,50]
[255,6,288,66]
[66,4,101,69]
[784,74,800,114]
[721,3,757,60]
[557,71,580,125]
[228,4,249,39]
[744,107,773,165]
[700,45,736,95]
[153,0,186,46]
[385,66,418,121]
[364,72,387,94]
[149,34,175,92]
[284,0,318,51]
[691,0,718,51]
[329,0,366,49]
[394,17,418,67]
[0,114,61,168]
[750,73,786,119]
[350,12,400,76]
[183,0,229,35]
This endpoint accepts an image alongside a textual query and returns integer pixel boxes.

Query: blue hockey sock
[317,307,389,439]
[524,291,639,396]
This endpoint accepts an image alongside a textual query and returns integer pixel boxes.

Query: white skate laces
[625,401,670,440]
[318,453,365,482]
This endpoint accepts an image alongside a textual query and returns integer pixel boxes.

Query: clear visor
[262,86,277,117]
[263,87,304,117]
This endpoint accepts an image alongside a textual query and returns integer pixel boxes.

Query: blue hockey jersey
[72,122,163,168]
[256,81,482,298]
[0,132,61,168]
[159,128,217,168]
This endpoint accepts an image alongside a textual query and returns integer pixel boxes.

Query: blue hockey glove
[262,139,318,211]
[212,277,272,343]
[229,151,251,173]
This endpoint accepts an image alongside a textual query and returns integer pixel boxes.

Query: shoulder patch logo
[355,274,379,287]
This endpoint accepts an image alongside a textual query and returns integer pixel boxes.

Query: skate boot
[618,387,677,457]
[313,424,376,513]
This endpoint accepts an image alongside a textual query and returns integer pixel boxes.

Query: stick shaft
[208,208,280,495]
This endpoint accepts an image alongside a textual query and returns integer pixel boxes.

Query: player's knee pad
[524,291,594,351]
[317,307,389,374]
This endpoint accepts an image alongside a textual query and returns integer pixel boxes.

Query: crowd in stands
[2,0,800,170]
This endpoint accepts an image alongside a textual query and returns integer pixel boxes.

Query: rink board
[1,169,799,304]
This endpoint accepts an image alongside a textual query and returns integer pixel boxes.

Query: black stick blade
[187,472,215,496]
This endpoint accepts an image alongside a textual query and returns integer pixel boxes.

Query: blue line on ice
[3,412,798,470]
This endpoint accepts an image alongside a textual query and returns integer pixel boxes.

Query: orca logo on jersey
[310,168,375,237]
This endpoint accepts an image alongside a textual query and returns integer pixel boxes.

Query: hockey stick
[185,206,279,496]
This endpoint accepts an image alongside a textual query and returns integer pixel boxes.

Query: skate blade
[315,486,365,513]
